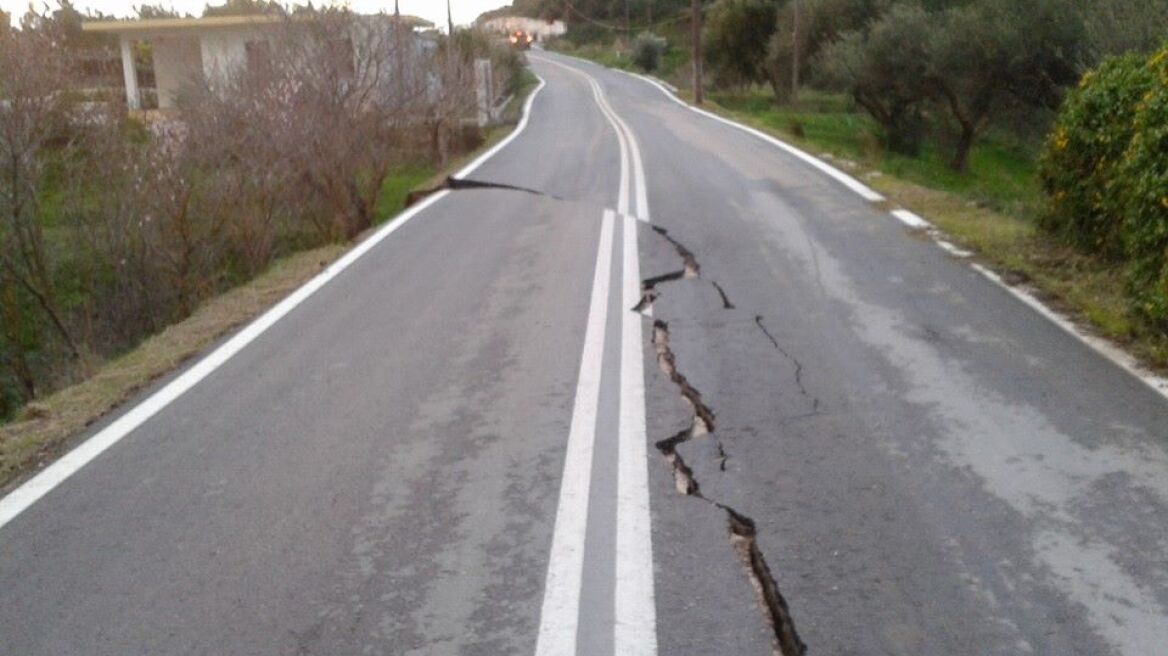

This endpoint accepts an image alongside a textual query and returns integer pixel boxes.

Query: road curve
[0,52,1167,656]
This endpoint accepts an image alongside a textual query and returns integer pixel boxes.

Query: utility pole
[447,0,454,35]
[647,0,653,25]
[393,0,399,18]
[791,0,800,103]
[691,0,703,105]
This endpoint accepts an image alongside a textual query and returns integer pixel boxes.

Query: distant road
[1,51,1167,656]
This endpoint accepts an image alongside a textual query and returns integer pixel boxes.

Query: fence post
[475,59,494,127]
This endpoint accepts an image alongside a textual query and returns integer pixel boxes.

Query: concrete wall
[152,36,202,109]
[199,29,252,84]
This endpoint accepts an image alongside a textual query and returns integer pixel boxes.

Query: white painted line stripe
[891,209,932,230]
[629,72,885,203]
[594,79,633,218]
[534,210,616,656]
[591,77,650,222]
[616,212,658,655]
[970,263,1168,400]
[534,54,658,655]
[937,240,974,258]
[537,56,636,220]
[0,76,549,532]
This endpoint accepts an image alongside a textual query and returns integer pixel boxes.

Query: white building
[479,16,566,40]
[82,14,433,112]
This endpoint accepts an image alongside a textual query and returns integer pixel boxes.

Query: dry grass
[869,176,1167,370]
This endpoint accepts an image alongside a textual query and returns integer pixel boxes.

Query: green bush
[704,0,776,88]
[1119,46,1168,325]
[1039,54,1153,257]
[631,32,667,73]
[1040,44,1168,327]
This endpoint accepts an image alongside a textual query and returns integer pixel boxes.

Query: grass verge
[691,94,1168,370]
[0,71,543,493]
[550,48,1168,373]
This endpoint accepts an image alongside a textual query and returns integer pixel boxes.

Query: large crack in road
[404,176,558,208]
[403,178,810,653]
[641,227,809,656]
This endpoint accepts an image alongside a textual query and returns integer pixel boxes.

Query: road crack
[635,226,736,315]
[755,316,820,414]
[404,176,556,207]
[651,319,807,656]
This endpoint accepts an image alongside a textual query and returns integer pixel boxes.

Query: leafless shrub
[1,9,509,419]
[0,29,84,401]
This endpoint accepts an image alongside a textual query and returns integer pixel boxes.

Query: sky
[2,0,513,29]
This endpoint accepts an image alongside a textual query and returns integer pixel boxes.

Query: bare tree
[252,12,444,240]
[0,30,84,370]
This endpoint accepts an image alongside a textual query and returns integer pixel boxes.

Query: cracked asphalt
[1,52,1168,656]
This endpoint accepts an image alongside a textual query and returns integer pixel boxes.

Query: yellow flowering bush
[1119,44,1168,325]
[1039,53,1152,258]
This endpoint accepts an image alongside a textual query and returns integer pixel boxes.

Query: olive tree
[926,0,1085,172]
[814,0,1086,172]
[1074,0,1168,58]
[767,0,887,103]
[704,0,777,89]
[814,3,932,155]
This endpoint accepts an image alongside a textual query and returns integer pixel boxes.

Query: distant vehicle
[509,30,534,50]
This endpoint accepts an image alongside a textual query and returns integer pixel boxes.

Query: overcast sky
[2,0,512,29]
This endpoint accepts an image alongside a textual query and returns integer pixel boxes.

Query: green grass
[707,88,1042,217]
[376,164,434,223]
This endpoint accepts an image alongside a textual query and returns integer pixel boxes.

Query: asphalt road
[2,52,1168,656]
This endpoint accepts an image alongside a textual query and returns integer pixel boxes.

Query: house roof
[81,14,434,35]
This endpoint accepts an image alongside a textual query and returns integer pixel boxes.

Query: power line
[560,0,698,33]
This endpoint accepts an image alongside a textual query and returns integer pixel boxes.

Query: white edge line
[891,209,932,230]
[937,240,974,258]
[619,63,1168,403]
[626,71,885,203]
[534,209,615,656]
[968,264,1168,400]
[0,75,550,532]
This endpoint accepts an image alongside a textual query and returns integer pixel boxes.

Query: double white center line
[533,58,657,656]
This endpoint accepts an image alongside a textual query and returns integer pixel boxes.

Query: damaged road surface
[2,51,1168,656]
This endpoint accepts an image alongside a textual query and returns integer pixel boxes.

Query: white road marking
[891,209,932,230]
[616,211,658,655]
[534,209,615,656]
[628,71,886,203]
[532,55,659,655]
[624,64,1168,403]
[538,55,649,222]
[591,80,650,222]
[971,264,1168,400]
[0,77,549,532]
[937,240,974,258]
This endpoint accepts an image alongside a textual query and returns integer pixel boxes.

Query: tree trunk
[950,126,975,173]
